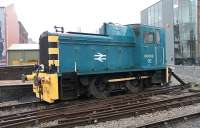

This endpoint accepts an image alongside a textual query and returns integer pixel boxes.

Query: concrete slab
[0,80,32,86]
[0,80,34,102]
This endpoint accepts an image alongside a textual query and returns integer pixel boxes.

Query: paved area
[174,65,200,79]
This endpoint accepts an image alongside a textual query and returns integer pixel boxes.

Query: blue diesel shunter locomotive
[24,23,168,103]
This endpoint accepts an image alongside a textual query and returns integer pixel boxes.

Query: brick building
[18,21,28,43]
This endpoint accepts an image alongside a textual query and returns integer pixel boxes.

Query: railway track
[0,85,195,128]
[46,93,200,128]
[0,85,183,112]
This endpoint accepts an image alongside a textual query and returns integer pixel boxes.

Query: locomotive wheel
[89,78,109,99]
[126,80,141,93]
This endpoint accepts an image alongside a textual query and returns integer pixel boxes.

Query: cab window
[144,32,154,43]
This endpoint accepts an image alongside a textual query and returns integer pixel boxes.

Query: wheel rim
[89,78,109,98]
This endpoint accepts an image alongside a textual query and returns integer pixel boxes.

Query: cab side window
[144,32,154,43]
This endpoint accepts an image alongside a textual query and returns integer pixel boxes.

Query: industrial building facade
[141,0,198,65]
[8,43,39,65]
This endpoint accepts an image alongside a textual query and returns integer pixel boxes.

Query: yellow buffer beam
[32,73,59,103]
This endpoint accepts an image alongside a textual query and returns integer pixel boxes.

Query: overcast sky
[0,0,159,41]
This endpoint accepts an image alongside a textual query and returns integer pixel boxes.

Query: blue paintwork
[56,23,166,75]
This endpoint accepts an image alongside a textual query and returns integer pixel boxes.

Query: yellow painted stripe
[48,36,59,42]
[48,60,59,66]
[108,76,150,83]
[48,48,59,54]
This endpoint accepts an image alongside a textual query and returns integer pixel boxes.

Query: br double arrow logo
[94,53,107,62]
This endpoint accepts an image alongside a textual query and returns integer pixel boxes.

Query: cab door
[141,27,156,68]
[155,29,165,67]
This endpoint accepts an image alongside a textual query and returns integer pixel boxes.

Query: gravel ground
[0,97,43,116]
[173,117,200,128]
[28,120,59,128]
[76,103,200,128]
[0,107,45,116]
[0,100,19,107]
